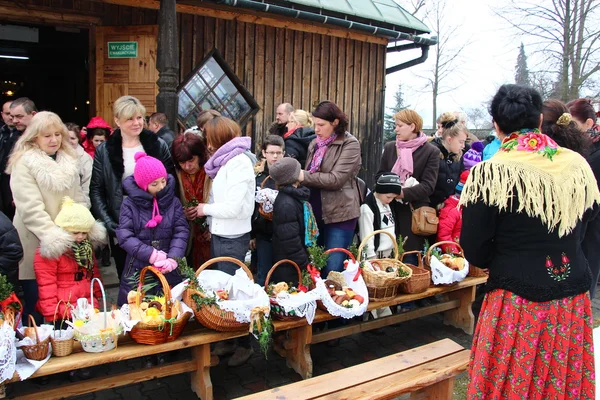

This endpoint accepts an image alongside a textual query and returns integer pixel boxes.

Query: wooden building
[0,0,434,184]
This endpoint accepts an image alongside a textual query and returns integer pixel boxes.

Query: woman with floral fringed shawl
[461,84,600,399]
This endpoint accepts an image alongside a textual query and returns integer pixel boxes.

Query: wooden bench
[273,276,486,380]
[4,324,247,400]
[236,338,470,400]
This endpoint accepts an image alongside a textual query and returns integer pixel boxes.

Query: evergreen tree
[515,43,531,87]
[383,85,408,142]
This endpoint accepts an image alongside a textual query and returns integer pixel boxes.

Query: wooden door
[95,25,158,125]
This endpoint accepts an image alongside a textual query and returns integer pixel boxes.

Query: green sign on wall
[108,41,138,58]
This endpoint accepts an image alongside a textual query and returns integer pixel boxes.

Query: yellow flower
[153,296,166,306]
[74,320,85,327]
[146,308,160,317]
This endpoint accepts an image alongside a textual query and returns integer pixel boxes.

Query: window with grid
[177,49,258,130]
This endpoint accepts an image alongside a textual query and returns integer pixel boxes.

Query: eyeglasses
[265,151,283,156]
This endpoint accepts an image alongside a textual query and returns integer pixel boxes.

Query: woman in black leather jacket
[90,96,174,278]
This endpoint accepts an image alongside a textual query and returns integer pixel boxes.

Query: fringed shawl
[459,133,600,237]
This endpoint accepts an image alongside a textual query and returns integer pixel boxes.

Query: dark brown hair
[262,134,284,150]
[566,98,596,126]
[542,99,591,156]
[171,132,208,168]
[312,101,348,136]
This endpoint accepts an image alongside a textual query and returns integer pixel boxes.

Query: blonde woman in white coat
[7,111,88,323]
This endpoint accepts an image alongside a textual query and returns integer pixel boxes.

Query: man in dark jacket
[269,157,310,285]
[268,103,293,137]
[149,112,176,148]
[0,210,23,289]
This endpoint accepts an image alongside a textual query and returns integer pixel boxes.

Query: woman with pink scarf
[299,101,362,276]
[377,110,440,260]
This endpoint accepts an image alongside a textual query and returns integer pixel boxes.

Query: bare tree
[413,0,471,126]
[496,0,600,101]
[465,107,494,130]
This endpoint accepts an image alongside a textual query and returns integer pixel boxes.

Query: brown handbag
[409,204,439,236]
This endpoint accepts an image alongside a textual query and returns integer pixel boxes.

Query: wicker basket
[50,300,73,357]
[468,264,488,277]
[316,248,361,312]
[424,241,466,286]
[76,278,121,353]
[182,257,253,332]
[398,251,430,294]
[358,230,413,301]
[258,175,274,221]
[21,315,51,361]
[129,266,191,345]
[265,259,304,321]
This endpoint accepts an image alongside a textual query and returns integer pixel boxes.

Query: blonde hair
[290,110,313,128]
[439,112,468,141]
[113,95,146,122]
[6,111,76,173]
[393,110,423,133]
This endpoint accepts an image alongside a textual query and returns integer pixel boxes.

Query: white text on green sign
[108,42,138,58]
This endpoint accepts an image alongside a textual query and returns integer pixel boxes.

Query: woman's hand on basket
[154,258,178,273]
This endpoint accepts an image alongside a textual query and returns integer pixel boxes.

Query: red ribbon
[0,292,22,330]
[306,264,321,282]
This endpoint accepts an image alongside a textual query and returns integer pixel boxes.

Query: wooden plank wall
[177,14,386,181]
[11,0,386,183]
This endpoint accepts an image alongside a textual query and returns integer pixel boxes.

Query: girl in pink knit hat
[115,152,189,306]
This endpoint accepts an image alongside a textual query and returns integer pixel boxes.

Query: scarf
[308,134,337,173]
[392,133,428,183]
[459,129,600,237]
[72,239,94,272]
[204,136,251,179]
[303,201,319,247]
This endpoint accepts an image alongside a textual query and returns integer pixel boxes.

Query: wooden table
[271,276,486,380]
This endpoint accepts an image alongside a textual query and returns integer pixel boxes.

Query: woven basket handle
[357,229,399,262]
[424,241,464,266]
[323,248,356,264]
[400,251,424,268]
[138,266,173,320]
[264,259,301,288]
[89,277,107,329]
[195,257,254,281]
[260,175,272,189]
[53,298,71,337]
[27,314,40,345]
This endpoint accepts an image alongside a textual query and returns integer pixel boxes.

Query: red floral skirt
[467,289,595,399]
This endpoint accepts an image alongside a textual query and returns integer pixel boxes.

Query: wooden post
[286,325,313,379]
[410,377,455,399]
[443,286,476,335]
[156,0,179,132]
[190,344,213,400]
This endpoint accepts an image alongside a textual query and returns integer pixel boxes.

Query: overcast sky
[385,0,549,128]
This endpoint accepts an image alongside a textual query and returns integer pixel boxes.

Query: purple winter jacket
[116,174,189,305]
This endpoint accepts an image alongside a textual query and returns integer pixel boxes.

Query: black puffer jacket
[285,127,316,167]
[90,129,175,235]
[0,210,22,288]
[271,185,310,285]
[430,137,464,208]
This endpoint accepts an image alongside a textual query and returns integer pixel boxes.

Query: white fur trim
[21,148,78,193]
[39,226,74,260]
[87,221,108,248]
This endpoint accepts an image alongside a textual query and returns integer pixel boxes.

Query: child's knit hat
[375,173,402,195]
[134,152,167,191]
[463,141,484,170]
[270,157,301,186]
[455,170,470,195]
[55,197,96,232]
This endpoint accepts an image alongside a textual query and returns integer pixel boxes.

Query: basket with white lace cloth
[264,259,319,324]
[312,248,369,319]
[255,181,278,221]
[183,257,270,332]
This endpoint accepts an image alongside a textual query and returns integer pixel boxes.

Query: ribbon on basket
[248,306,270,334]
[307,265,321,283]
[159,316,177,336]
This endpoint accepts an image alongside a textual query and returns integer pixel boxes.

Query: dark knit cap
[270,157,301,186]
[375,172,402,194]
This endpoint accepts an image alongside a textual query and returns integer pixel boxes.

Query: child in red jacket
[437,170,469,253]
[34,197,107,323]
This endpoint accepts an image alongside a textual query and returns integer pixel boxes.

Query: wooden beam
[0,1,102,26]
[15,360,197,400]
[100,0,388,45]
